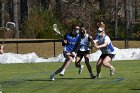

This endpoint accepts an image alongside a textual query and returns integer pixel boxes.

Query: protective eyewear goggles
[98,28,104,33]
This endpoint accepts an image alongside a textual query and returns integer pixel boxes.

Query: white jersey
[80,34,90,51]
[96,35,115,54]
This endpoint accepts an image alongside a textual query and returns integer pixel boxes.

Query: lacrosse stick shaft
[2,28,8,45]
[0,28,7,54]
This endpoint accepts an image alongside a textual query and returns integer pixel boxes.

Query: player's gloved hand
[62,40,68,46]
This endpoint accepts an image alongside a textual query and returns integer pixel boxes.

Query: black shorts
[77,50,90,58]
[100,54,115,60]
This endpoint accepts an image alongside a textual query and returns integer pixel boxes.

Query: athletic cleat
[110,67,115,76]
[59,70,65,76]
[96,74,101,79]
[50,74,55,81]
[59,73,64,76]
[78,65,84,74]
[90,73,96,79]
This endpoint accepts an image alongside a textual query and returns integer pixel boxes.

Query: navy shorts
[63,51,75,58]
[100,54,115,60]
[77,50,90,58]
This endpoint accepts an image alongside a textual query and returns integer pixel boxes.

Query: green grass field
[0,60,140,93]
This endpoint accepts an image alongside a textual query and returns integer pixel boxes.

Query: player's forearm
[95,43,107,49]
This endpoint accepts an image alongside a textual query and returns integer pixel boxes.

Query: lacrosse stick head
[53,24,61,36]
[53,24,57,30]
[6,22,15,31]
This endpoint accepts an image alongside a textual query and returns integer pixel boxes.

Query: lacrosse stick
[2,22,15,45]
[53,24,63,38]
[0,22,15,54]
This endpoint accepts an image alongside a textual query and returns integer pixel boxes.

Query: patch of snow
[0,47,140,64]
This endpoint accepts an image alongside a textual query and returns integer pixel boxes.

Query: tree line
[0,0,140,39]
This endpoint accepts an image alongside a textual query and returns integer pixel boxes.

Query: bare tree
[48,0,56,11]
[56,0,61,16]
[98,0,107,13]
[115,0,118,38]
[20,0,28,22]
[41,0,50,10]
[13,0,19,38]
[0,0,5,27]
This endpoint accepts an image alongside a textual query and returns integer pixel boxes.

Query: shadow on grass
[26,77,93,82]
[131,89,140,90]
[54,77,93,80]
[0,77,125,88]
[1,77,124,82]
[26,77,125,84]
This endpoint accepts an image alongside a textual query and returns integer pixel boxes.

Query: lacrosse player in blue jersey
[50,24,81,81]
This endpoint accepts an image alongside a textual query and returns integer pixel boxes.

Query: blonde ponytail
[100,22,105,28]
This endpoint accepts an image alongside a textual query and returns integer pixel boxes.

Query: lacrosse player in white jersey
[75,26,96,79]
[93,23,115,79]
